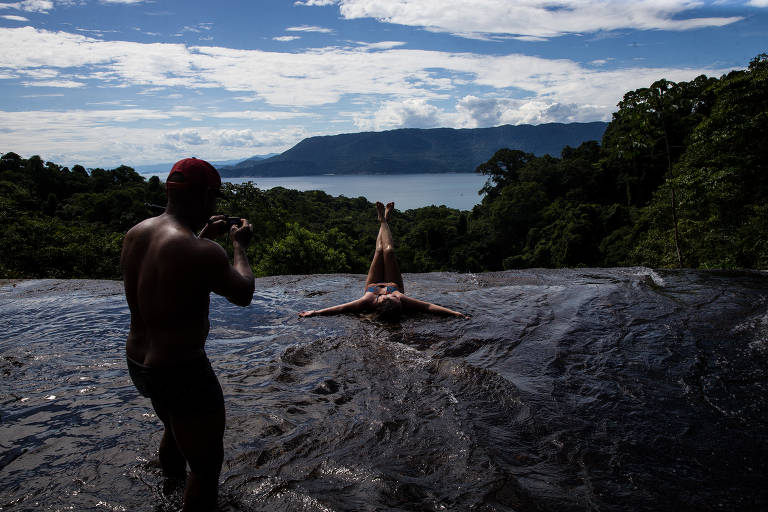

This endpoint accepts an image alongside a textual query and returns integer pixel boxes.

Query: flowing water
[1,269,767,511]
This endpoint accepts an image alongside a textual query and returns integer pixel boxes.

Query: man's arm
[299,297,369,317]
[400,295,470,319]
[207,219,255,307]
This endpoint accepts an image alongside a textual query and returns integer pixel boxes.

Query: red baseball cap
[166,157,221,191]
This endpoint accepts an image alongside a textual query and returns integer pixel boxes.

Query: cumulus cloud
[165,128,207,145]
[216,129,256,147]
[333,0,744,40]
[356,98,444,130]
[455,95,608,126]
[355,95,610,131]
[213,128,302,148]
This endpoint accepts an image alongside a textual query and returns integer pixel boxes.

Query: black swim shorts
[127,355,224,417]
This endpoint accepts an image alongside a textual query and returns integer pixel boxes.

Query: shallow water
[1,269,767,511]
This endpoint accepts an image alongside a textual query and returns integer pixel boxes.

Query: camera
[207,215,243,227]
[225,216,243,227]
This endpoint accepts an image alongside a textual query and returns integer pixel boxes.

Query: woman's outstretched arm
[299,297,369,317]
[400,295,470,319]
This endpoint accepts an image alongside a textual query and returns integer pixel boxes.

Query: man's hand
[298,310,316,318]
[198,215,228,239]
[230,219,253,246]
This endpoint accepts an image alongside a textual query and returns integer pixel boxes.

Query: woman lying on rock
[299,201,469,320]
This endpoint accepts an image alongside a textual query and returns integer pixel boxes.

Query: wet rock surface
[1,270,767,511]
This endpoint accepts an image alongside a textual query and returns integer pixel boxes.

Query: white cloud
[747,0,768,5]
[0,0,53,12]
[355,95,610,131]
[212,128,304,148]
[455,95,607,126]
[294,0,338,5]
[0,109,310,166]
[512,35,549,42]
[21,79,84,87]
[356,98,444,130]
[2,14,28,20]
[286,24,334,33]
[273,35,301,41]
[0,26,729,115]
[356,40,406,50]
[182,22,213,33]
[334,0,744,40]
[216,129,258,147]
[165,128,207,145]
[0,26,738,165]
[207,110,310,120]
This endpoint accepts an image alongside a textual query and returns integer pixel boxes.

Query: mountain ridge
[219,122,608,177]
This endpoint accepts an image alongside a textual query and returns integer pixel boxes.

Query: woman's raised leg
[365,202,387,289]
[380,202,404,293]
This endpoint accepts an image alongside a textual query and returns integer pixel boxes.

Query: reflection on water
[1,270,767,511]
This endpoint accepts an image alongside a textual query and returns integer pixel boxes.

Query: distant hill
[219,122,608,177]
[136,154,277,174]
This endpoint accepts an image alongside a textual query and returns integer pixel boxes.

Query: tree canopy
[1,54,766,278]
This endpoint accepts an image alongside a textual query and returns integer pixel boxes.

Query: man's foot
[162,476,186,497]
[384,202,394,222]
[376,201,385,222]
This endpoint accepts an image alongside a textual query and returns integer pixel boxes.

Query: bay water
[141,173,488,211]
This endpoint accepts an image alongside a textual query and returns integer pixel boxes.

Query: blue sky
[0,0,766,168]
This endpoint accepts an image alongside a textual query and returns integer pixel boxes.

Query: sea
[1,269,767,511]
[140,173,489,211]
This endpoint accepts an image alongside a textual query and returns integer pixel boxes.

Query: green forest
[1,54,766,279]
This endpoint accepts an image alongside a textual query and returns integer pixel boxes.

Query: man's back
[122,215,220,366]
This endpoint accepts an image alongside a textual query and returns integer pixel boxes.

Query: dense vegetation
[1,55,766,279]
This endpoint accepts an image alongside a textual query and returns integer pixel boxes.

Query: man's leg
[151,399,187,480]
[170,405,225,512]
[380,202,404,293]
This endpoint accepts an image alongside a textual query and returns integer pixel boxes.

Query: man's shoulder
[126,216,160,238]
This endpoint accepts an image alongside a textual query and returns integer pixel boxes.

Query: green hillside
[220,122,608,177]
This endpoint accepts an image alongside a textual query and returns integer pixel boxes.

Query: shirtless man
[121,158,255,511]
[299,201,468,320]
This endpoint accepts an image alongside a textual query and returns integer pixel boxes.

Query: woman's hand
[298,310,316,318]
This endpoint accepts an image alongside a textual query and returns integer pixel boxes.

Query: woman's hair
[374,296,402,322]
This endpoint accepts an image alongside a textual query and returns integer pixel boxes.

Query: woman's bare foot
[384,202,394,222]
[376,201,385,222]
